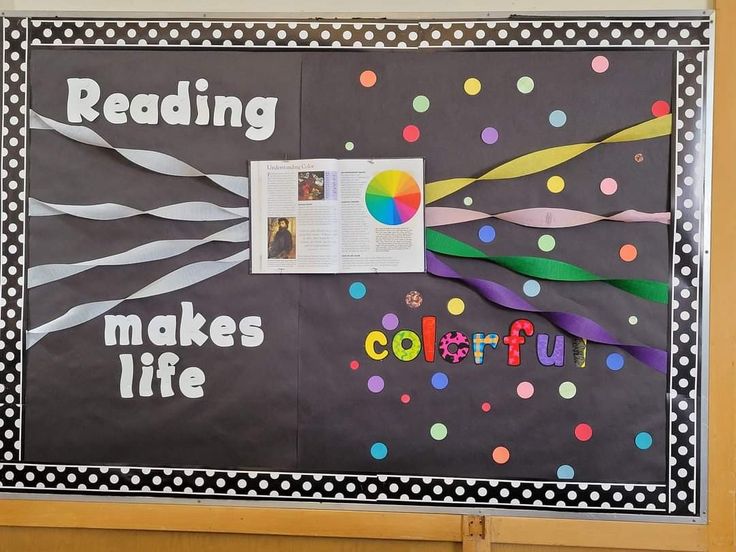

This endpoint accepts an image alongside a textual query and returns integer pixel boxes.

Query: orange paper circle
[359,70,377,87]
[492,446,510,464]
[619,244,638,262]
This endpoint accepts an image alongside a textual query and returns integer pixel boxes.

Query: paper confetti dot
[492,446,510,464]
[600,177,618,195]
[634,153,645,163]
[413,95,430,113]
[606,353,625,371]
[367,375,385,393]
[557,465,575,479]
[463,197,473,206]
[431,372,449,390]
[382,313,399,331]
[370,442,388,460]
[481,127,499,145]
[349,281,367,299]
[591,55,610,73]
[405,290,423,308]
[619,244,638,262]
[481,402,492,412]
[350,360,360,370]
[359,70,377,87]
[516,76,534,94]
[537,234,556,252]
[516,381,535,399]
[345,141,355,151]
[575,423,593,441]
[463,77,482,95]
[628,315,639,325]
[546,175,565,193]
[549,110,567,127]
[430,423,448,441]
[400,393,411,404]
[523,280,541,297]
[559,381,577,399]
[447,297,465,315]
[402,124,420,143]
[478,225,496,243]
[651,100,671,118]
[635,432,653,450]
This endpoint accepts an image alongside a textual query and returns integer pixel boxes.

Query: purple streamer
[426,252,668,374]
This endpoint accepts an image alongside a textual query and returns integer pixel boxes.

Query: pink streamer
[426,207,670,228]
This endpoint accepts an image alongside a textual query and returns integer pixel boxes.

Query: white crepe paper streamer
[29,198,249,221]
[28,222,249,289]
[26,248,250,349]
[29,110,249,198]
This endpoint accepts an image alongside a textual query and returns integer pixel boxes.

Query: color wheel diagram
[364,170,422,225]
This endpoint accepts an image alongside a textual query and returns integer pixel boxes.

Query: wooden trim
[0,500,462,542]
[708,2,736,551]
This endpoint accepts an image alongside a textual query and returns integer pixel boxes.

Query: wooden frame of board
[0,2,732,550]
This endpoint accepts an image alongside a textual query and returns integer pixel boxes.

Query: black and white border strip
[0,17,27,465]
[0,15,711,517]
[26,18,710,49]
[667,49,706,516]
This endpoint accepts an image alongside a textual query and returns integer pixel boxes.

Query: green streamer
[426,229,669,304]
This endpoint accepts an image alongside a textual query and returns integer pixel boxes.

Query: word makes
[365,317,567,367]
[104,302,264,348]
[67,77,278,140]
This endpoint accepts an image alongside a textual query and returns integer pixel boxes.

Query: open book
[250,158,425,274]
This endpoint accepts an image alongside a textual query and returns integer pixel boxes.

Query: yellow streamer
[425,114,672,204]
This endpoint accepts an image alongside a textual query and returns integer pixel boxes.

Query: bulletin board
[0,14,713,521]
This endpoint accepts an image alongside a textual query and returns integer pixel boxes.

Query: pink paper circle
[591,55,609,73]
[600,177,618,195]
[516,381,535,399]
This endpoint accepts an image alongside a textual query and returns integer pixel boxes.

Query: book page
[337,158,425,273]
[250,159,340,273]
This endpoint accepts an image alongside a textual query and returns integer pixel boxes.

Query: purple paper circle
[367,375,385,393]
[382,313,399,330]
[481,127,499,145]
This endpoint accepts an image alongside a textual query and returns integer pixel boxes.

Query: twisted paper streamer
[30,110,249,198]
[426,229,668,304]
[425,251,667,374]
[26,249,250,349]
[29,198,249,221]
[425,115,672,204]
[426,206,671,228]
[28,222,249,289]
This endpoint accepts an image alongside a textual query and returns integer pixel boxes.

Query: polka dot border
[0,15,710,519]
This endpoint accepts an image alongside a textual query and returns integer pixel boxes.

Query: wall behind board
[0,1,732,552]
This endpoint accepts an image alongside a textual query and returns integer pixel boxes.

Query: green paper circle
[412,95,430,113]
[559,381,577,399]
[517,76,535,94]
[538,234,556,252]
[430,422,448,441]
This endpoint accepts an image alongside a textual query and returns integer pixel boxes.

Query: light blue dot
[370,442,388,460]
[478,225,496,243]
[431,372,449,390]
[635,432,653,450]
[606,353,624,371]
[557,464,575,479]
[549,109,567,127]
[523,280,541,297]
[349,281,366,299]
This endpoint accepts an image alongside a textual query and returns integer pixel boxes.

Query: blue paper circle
[523,280,541,297]
[606,353,625,371]
[478,225,496,243]
[370,442,388,460]
[349,281,367,299]
[431,372,449,390]
[556,464,575,479]
[549,109,567,127]
[635,432,653,450]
